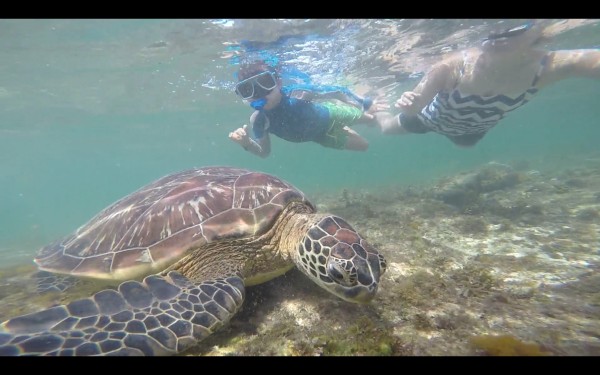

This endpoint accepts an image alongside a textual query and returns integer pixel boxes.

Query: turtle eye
[379,254,387,274]
[327,261,356,287]
[328,263,344,281]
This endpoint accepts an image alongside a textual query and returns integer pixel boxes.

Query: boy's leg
[315,124,368,151]
[343,126,369,151]
[316,102,368,151]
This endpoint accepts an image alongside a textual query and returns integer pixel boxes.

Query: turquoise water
[1,19,599,267]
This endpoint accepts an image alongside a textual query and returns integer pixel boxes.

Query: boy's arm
[289,87,374,111]
[326,91,376,112]
[228,111,271,158]
[244,129,271,159]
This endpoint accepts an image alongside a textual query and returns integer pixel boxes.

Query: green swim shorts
[316,102,364,149]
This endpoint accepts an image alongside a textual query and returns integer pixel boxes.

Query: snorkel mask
[482,22,534,49]
[234,70,278,111]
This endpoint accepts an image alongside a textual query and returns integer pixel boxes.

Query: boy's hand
[229,125,252,146]
[363,97,390,120]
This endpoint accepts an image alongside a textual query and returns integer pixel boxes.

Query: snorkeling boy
[228,61,384,158]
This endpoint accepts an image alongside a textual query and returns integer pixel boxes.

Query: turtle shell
[34,166,313,280]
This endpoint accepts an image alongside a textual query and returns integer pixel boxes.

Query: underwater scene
[0,19,599,356]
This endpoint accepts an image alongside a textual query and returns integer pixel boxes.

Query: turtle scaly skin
[0,167,386,355]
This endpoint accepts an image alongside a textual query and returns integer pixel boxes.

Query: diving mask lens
[254,72,277,90]
[235,80,254,99]
[235,71,277,100]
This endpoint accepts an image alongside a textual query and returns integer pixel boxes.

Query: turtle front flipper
[0,271,245,356]
[33,270,81,294]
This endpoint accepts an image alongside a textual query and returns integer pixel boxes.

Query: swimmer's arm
[289,89,316,101]
[244,133,271,158]
[540,49,600,86]
[397,58,460,116]
[248,111,271,158]
[290,88,372,111]
[228,111,271,158]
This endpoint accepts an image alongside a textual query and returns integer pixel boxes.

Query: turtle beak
[335,283,379,304]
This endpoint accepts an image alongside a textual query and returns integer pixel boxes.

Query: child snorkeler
[228,61,386,158]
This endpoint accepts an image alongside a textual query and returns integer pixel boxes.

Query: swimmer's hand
[228,124,252,147]
[396,91,422,115]
[363,97,391,120]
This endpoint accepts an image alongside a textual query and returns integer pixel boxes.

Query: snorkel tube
[250,98,267,110]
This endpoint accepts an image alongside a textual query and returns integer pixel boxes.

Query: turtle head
[294,215,386,304]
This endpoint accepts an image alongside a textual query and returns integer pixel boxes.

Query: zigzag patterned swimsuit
[401,53,549,146]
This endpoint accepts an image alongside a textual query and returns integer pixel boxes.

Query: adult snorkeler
[228,61,387,158]
[376,20,600,147]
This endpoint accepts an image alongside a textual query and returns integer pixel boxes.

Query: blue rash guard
[251,94,331,143]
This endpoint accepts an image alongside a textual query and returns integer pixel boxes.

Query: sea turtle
[0,166,386,356]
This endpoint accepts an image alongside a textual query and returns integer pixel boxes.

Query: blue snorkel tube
[250,98,267,110]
